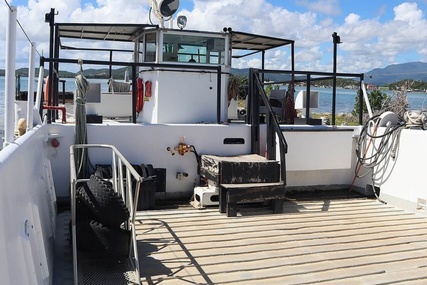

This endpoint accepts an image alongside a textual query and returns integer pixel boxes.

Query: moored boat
[2,1,427,284]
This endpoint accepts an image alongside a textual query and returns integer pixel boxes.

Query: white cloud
[296,0,341,16]
[345,13,360,24]
[2,0,427,74]
[394,2,424,24]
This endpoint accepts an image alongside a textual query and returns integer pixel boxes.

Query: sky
[2,0,427,74]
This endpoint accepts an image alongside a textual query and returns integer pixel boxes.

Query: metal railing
[248,69,288,185]
[70,144,143,285]
[40,57,224,124]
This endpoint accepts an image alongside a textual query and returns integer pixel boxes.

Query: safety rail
[40,57,223,124]
[249,68,365,125]
[70,144,143,285]
[248,69,288,185]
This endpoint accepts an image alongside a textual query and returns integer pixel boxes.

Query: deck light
[149,0,179,27]
[156,0,179,17]
[177,15,187,29]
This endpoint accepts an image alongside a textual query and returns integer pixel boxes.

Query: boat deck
[135,194,427,285]
[55,192,427,285]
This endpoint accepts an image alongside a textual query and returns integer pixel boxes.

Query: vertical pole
[216,66,222,123]
[131,65,137,123]
[332,32,340,126]
[4,6,17,147]
[61,80,66,105]
[47,8,55,123]
[306,75,311,124]
[53,24,60,120]
[27,42,36,131]
[250,69,260,154]
[261,50,265,83]
[359,81,363,125]
[109,51,113,78]
[35,63,44,117]
[291,42,295,74]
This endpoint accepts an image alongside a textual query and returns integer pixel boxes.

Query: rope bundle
[74,59,90,178]
[354,114,406,203]
[404,110,427,129]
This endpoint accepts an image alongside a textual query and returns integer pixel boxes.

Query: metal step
[200,154,280,185]
[77,253,138,285]
[219,182,285,217]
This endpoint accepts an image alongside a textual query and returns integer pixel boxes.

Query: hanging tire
[75,193,96,222]
[94,164,112,179]
[78,175,129,228]
[75,219,131,258]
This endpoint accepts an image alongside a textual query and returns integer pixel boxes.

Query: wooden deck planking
[135,197,427,284]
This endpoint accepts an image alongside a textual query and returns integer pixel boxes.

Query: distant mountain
[0,67,129,79]
[365,62,427,85]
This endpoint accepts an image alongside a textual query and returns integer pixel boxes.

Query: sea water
[2,76,427,131]
[0,76,109,131]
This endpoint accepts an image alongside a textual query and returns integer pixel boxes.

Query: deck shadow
[137,219,215,284]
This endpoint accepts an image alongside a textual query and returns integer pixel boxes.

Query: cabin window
[144,32,157,62]
[162,33,225,64]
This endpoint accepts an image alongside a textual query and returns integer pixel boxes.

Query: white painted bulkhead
[46,121,427,211]
[353,127,427,211]
[47,123,252,200]
[0,125,56,285]
[138,68,229,124]
[280,126,357,189]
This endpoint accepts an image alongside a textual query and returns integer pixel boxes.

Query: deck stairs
[196,154,286,216]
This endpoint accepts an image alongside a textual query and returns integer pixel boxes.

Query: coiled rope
[404,111,427,129]
[352,114,405,203]
[74,59,90,178]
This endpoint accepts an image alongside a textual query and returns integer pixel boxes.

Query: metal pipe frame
[40,57,224,124]
[249,68,288,184]
[252,68,364,125]
[70,144,144,285]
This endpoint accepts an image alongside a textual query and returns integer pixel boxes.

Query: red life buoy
[136,77,144,113]
[145,81,152,98]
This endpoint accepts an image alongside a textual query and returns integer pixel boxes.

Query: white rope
[355,114,405,203]
[404,110,427,128]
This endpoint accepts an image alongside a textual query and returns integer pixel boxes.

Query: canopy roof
[55,23,294,52]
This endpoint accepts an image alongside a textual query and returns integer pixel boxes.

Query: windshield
[162,33,226,64]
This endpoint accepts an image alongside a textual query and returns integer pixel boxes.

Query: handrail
[70,144,143,285]
[249,68,288,184]
[249,68,365,125]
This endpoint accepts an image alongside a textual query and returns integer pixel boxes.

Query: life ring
[145,80,152,98]
[43,76,50,105]
[136,77,144,113]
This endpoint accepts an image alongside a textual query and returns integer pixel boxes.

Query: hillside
[365,62,427,85]
[0,67,129,79]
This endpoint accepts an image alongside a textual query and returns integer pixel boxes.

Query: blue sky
[2,0,427,73]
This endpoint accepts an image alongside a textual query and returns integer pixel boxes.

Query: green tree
[264,83,279,96]
[228,74,248,100]
[352,89,389,116]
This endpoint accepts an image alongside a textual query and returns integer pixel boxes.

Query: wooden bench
[219,182,285,217]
